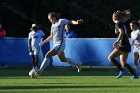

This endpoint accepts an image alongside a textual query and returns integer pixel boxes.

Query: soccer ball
[29,69,39,78]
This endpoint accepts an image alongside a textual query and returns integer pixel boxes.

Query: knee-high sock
[66,58,77,66]
[39,57,50,73]
[111,58,123,71]
[125,63,136,75]
[135,65,140,74]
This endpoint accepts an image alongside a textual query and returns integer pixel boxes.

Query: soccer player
[130,21,140,75]
[35,12,83,76]
[28,24,45,70]
[108,10,139,79]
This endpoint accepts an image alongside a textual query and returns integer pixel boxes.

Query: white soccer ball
[29,69,39,78]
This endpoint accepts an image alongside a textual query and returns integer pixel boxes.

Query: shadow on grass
[0,85,139,90]
[0,66,131,77]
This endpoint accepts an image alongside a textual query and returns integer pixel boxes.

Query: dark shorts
[118,45,131,52]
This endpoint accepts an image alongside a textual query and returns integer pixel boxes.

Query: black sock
[111,58,123,71]
[125,63,136,76]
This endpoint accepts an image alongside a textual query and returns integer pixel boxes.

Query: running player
[34,12,83,76]
[108,10,139,79]
[28,24,45,70]
[130,21,140,75]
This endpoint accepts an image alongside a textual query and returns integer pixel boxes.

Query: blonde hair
[113,9,131,22]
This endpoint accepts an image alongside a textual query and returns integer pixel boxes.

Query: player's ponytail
[113,9,131,22]
[122,9,131,22]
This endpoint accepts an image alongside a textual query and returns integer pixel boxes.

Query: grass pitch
[0,66,140,93]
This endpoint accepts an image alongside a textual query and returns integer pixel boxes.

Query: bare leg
[108,49,124,71]
[133,52,139,65]
[31,55,35,66]
[120,53,136,76]
[34,55,38,67]
[58,51,81,65]
[133,52,140,74]
[39,49,58,73]
[58,51,81,72]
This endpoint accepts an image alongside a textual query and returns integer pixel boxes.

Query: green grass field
[0,66,140,93]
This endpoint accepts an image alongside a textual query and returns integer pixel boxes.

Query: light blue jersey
[51,19,69,45]
[28,30,45,48]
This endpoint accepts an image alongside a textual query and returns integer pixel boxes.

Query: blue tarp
[51,38,134,66]
[0,37,49,65]
[0,38,134,66]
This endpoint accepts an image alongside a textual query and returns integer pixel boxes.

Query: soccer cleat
[131,75,139,79]
[76,65,81,73]
[75,62,81,73]
[31,69,40,78]
[116,70,125,79]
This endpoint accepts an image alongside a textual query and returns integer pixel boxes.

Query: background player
[28,24,45,70]
[130,21,140,75]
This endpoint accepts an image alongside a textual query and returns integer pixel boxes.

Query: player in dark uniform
[108,10,139,79]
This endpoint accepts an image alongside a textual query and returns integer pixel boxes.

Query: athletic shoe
[75,62,81,73]
[116,70,125,79]
[131,75,139,79]
[32,69,40,78]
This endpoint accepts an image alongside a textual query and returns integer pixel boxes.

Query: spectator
[0,24,8,68]
[0,24,6,38]
[64,24,77,38]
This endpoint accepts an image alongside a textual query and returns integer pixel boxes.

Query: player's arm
[28,38,32,52]
[113,28,123,48]
[136,42,140,48]
[130,33,135,46]
[69,19,84,25]
[40,32,53,46]
[131,40,135,46]
[136,32,140,48]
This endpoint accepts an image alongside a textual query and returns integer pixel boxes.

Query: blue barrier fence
[0,37,49,65]
[0,38,134,66]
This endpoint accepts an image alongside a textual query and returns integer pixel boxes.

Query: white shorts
[133,46,140,53]
[52,44,65,55]
[29,46,40,55]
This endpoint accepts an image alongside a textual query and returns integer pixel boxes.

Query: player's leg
[133,52,140,75]
[29,50,37,70]
[108,49,126,78]
[120,53,138,79]
[39,44,63,74]
[34,55,39,70]
[57,44,81,67]
[31,55,35,67]
[29,51,39,77]
[138,53,140,75]
[57,51,81,72]
[108,49,124,71]
[38,48,58,74]
[33,46,40,70]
